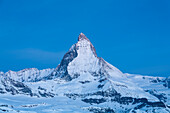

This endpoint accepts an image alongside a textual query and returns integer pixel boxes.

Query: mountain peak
[78,33,90,41]
[77,32,97,57]
[50,33,124,81]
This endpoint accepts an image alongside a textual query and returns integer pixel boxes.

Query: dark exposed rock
[98,84,104,88]
[52,44,78,81]
[147,101,166,108]
[0,108,9,112]
[11,80,25,88]
[86,107,115,113]
[112,96,166,109]
[72,73,80,79]
[151,80,158,83]
[112,97,133,105]
[0,91,6,94]
[133,98,148,104]
[1,78,33,96]
[38,86,47,91]
[65,88,120,100]
[91,72,99,77]
[145,89,167,102]
[5,86,18,95]
[38,91,55,97]
[0,88,6,94]
[163,77,170,88]
[82,98,107,104]
[79,80,91,84]
[92,90,120,97]
[98,78,107,83]
[11,79,33,96]
[0,105,8,107]
[19,87,32,95]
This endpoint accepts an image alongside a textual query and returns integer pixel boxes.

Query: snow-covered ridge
[0,71,4,76]
[1,68,54,82]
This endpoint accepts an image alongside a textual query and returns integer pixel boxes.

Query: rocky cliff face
[0,76,33,96]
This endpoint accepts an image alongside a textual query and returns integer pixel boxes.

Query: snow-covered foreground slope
[0,94,90,113]
[0,33,170,113]
[126,74,170,106]
[0,75,170,112]
[0,94,169,113]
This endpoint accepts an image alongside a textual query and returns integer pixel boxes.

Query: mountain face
[0,33,170,113]
[46,33,124,81]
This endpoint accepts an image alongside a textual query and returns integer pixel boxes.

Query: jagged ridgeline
[0,33,170,113]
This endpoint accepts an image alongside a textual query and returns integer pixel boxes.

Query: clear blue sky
[0,0,170,77]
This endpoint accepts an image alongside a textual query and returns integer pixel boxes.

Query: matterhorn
[0,33,169,113]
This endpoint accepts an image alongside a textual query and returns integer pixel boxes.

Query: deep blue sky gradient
[0,0,170,77]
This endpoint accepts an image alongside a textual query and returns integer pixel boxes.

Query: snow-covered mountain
[2,68,54,82]
[0,33,169,113]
